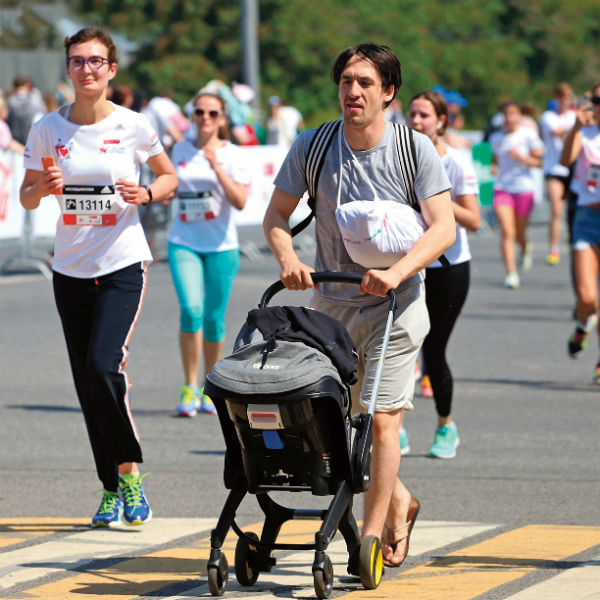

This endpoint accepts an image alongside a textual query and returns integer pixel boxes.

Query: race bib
[61,185,117,226]
[178,191,217,222]
[587,164,600,194]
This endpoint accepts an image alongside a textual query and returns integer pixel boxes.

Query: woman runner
[19,28,177,527]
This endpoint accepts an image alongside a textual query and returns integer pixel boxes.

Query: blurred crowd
[3,72,594,161]
[0,75,306,158]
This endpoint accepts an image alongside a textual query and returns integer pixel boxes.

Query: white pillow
[335,200,426,268]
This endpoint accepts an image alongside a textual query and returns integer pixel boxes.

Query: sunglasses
[194,108,221,118]
[591,96,600,106]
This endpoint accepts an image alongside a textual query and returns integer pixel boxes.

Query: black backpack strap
[393,123,418,211]
[394,123,450,267]
[291,120,341,237]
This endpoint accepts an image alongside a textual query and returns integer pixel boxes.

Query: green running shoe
[429,421,460,459]
[91,489,123,528]
[568,326,590,358]
[119,473,152,526]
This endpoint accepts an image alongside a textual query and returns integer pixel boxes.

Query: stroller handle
[259,271,397,312]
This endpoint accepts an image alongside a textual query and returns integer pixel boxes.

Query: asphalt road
[1,213,599,530]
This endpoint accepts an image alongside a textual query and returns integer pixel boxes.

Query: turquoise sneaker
[398,428,410,456]
[91,489,123,528]
[119,473,152,525]
[177,385,200,417]
[429,422,460,459]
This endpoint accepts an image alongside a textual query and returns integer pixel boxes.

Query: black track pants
[422,261,470,418]
[53,262,147,492]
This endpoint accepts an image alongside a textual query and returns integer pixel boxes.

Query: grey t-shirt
[274,121,451,305]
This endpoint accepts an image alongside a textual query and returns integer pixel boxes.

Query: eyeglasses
[194,108,221,118]
[67,56,112,70]
[591,96,600,106]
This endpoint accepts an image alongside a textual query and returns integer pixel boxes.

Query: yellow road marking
[0,518,215,593]
[336,524,600,599]
[0,518,88,548]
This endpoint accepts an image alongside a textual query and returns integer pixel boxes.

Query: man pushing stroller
[263,43,455,568]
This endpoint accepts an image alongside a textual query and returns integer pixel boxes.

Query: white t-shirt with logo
[573,125,600,207]
[168,141,250,253]
[429,146,479,268]
[490,127,544,193]
[539,109,576,177]
[24,103,163,278]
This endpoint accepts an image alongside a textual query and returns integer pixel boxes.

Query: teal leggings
[168,242,240,341]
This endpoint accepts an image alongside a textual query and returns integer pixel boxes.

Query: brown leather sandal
[382,496,420,567]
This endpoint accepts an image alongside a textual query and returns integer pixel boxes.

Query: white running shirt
[429,146,479,268]
[490,127,544,194]
[572,125,600,207]
[539,109,576,177]
[24,103,163,278]
[168,141,250,253]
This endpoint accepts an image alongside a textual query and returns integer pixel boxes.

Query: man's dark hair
[331,43,401,107]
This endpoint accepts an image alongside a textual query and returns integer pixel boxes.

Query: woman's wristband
[142,185,153,205]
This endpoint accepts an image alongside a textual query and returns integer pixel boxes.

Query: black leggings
[422,262,470,418]
[53,263,147,491]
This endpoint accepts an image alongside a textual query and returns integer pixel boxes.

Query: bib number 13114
[61,185,118,226]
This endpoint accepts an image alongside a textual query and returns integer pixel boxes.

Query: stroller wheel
[235,531,260,586]
[313,554,333,599]
[359,535,383,590]
[207,552,229,596]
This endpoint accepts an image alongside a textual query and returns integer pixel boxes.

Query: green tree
[67,1,243,107]
[66,0,600,128]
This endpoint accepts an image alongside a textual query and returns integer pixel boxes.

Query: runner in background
[539,83,576,265]
[490,102,543,289]
[403,90,480,459]
[560,82,600,383]
[19,28,177,528]
[0,93,25,154]
[266,95,304,149]
[168,92,249,417]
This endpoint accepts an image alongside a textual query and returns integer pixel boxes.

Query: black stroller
[204,272,397,598]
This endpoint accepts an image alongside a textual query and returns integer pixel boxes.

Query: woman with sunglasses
[19,28,177,527]
[561,83,600,382]
[404,90,480,458]
[489,102,544,289]
[168,93,249,417]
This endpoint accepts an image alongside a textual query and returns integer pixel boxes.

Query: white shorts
[311,282,429,413]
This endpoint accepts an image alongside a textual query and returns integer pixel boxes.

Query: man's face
[338,55,394,129]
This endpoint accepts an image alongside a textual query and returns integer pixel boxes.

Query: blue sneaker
[399,428,410,456]
[92,489,123,528]
[429,422,460,459]
[200,387,217,415]
[177,385,200,417]
[119,473,152,525]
